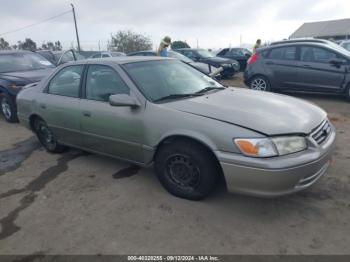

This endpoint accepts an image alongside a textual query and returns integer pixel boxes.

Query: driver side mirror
[109,94,140,108]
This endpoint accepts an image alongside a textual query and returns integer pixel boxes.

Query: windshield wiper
[153,93,203,102]
[195,86,225,94]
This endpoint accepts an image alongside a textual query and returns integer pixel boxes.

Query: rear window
[268,47,296,61]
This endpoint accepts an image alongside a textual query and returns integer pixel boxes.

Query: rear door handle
[40,103,46,109]
[266,61,274,65]
[82,111,91,117]
[302,64,311,67]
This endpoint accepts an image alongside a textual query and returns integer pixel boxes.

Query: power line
[0,10,71,37]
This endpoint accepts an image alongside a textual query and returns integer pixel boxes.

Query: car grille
[311,120,332,145]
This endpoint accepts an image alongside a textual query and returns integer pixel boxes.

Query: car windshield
[197,49,216,58]
[0,52,54,73]
[168,51,194,63]
[123,60,223,102]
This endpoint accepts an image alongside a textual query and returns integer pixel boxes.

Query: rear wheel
[155,139,219,200]
[249,76,271,91]
[34,118,67,153]
[0,93,18,122]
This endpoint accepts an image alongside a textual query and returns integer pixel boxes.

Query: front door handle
[82,111,91,117]
[266,61,274,65]
[302,64,311,67]
[40,103,46,109]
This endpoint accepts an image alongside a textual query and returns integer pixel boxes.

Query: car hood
[163,88,326,135]
[0,68,54,84]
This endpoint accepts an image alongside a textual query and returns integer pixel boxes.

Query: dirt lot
[0,75,350,255]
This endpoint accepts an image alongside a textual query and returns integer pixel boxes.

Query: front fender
[156,129,218,151]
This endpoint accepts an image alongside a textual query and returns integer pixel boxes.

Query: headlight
[272,136,307,156]
[234,138,277,157]
[234,136,307,158]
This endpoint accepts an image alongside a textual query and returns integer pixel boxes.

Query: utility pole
[71,3,81,51]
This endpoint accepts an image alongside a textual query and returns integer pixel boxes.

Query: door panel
[296,46,346,92]
[80,64,144,163]
[39,65,84,146]
[80,100,144,162]
[264,46,298,89]
[38,93,82,146]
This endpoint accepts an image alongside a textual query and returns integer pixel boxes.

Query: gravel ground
[0,76,349,255]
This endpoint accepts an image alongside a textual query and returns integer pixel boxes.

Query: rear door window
[48,65,83,98]
[268,47,296,61]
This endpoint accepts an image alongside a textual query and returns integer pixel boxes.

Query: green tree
[18,38,37,51]
[171,40,190,50]
[0,38,10,50]
[108,30,153,54]
[41,41,62,51]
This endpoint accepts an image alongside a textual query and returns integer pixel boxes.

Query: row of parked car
[1,38,350,123]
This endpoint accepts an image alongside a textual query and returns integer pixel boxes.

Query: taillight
[248,53,259,65]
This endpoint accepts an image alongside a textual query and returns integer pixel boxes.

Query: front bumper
[216,123,336,197]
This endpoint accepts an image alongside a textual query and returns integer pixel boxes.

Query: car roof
[80,56,173,65]
[259,41,350,57]
[265,42,333,49]
[271,38,333,45]
[129,50,156,54]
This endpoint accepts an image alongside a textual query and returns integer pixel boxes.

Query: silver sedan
[16,57,336,200]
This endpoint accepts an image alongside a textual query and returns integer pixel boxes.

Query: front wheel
[34,118,67,153]
[155,140,219,200]
[249,76,271,91]
[0,94,18,122]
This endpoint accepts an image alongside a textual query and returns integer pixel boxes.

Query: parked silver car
[16,57,336,200]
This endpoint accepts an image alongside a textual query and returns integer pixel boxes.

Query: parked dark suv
[244,42,350,100]
[217,48,251,71]
[175,48,239,78]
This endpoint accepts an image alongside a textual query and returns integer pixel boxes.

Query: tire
[155,139,219,200]
[0,93,18,123]
[249,75,271,91]
[34,118,67,153]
